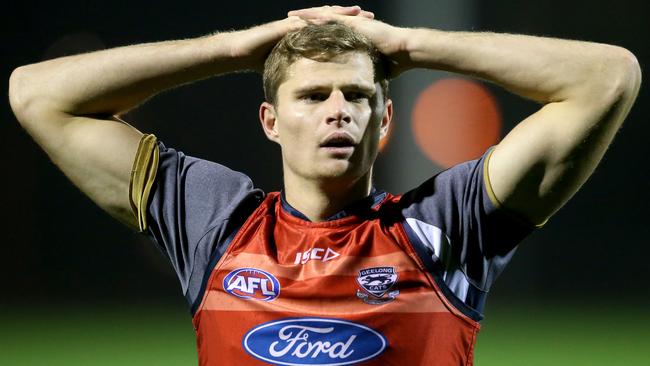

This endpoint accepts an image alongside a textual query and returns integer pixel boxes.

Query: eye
[301,93,328,102]
[345,92,369,102]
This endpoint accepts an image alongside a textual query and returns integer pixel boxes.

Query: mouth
[319,133,357,155]
[320,132,356,148]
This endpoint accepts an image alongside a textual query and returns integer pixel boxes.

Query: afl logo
[223,268,280,301]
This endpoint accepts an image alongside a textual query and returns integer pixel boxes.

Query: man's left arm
[289,7,641,224]
[396,29,641,225]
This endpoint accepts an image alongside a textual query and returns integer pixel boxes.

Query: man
[8,5,640,366]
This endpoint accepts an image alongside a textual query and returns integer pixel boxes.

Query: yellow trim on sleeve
[483,147,547,228]
[129,134,159,232]
[483,148,503,210]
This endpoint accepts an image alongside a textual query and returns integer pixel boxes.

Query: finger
[332,5,361,15]
[285,16,310,31]
[359,10,375,19]
[287,9,308,17]
[287,12,338,24]
[289,5,360,18]
[287,7,320,17]
[288,5,335,16]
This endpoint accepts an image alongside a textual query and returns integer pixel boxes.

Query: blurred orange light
[411,78,501,168]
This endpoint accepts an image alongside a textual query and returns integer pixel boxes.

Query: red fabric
[193,192,479,365]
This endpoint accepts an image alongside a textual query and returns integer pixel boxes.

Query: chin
[315,161,363,180]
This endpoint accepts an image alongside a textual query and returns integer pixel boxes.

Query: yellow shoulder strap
[129,134,159,232]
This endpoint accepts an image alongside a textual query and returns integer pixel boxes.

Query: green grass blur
[476,300,649,365]
[1,300,648,365]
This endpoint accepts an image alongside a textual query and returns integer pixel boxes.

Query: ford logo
[223,268,280,301]
[243,318,387,365]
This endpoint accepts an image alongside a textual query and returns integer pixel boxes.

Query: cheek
[279,112,308,142]
[277,112,314,160]
[363,109,383,137]
[370,100,385,121]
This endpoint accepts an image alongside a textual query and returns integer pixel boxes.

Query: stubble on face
[273,52,386,184]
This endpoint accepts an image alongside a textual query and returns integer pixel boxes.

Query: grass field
[1,300,647,365]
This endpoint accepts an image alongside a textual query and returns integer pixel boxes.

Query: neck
[283,170,373,222]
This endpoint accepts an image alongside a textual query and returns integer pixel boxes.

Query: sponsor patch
[243,317,387,365]
[356,266,399,305]
[223,268,280,301]
[294,247,340,265]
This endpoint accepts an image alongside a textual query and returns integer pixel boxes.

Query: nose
[325,91,352,126]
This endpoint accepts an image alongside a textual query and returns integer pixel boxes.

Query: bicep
[25,109,144,230]
[488,94,632,225]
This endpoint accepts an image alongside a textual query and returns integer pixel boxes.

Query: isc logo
[223,268,280,301]
[294,247,340,265]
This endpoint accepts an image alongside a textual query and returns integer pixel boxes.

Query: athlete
[9,5,640,366]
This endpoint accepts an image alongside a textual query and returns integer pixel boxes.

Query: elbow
[9,64,65,128]
[600,46,642,102]
[8,66,29,120]
[8,65,42,125]
[573,46,642,107]
[616,47,642,99]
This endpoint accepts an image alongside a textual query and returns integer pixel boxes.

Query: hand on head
[287,5,375,23]
[286,5,410,77]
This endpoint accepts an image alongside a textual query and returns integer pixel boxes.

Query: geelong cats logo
[356,266,399,305]
[244,318,387,365]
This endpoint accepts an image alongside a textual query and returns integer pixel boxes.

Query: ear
[259,102,280,144]
[379,98,393,139]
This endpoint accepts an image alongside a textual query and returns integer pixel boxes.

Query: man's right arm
[8,17,306,231]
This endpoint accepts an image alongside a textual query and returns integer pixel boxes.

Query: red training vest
[193,192,480,365]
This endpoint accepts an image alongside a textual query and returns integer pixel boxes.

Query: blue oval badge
[223,268,280,301]
[243,318,387,365]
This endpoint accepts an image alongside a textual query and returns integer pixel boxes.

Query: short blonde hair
[263,22,389,105]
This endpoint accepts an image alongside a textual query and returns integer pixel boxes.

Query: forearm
[402,28,639,104]
[9,19,293,119]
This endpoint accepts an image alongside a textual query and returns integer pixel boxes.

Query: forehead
[280,52,376,91]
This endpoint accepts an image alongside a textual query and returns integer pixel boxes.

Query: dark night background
[1,1,648,364]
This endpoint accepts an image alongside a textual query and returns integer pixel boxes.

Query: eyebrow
[293,84,376,96]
